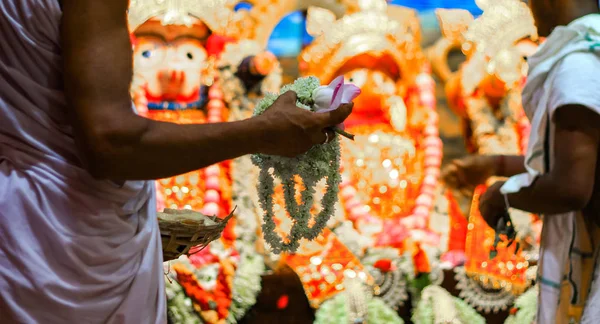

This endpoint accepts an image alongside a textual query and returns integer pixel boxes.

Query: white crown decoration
[302,1,423,83]
[465,0,538,58]
[128,0,236,33]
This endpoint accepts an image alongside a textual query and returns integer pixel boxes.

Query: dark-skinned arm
[61,1,350,181]
[485,105,600,215]
[442,154,526,193]
[484,155,527,178]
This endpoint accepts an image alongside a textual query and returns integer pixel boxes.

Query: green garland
[252,77,342,253]
[504,285,537,324]
[165,278,203,324]
[226,248,265,323]
[412,285,485,324]
[314,294,404,324]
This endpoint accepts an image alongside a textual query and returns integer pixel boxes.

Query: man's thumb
[279,90,298,105]
[321,102,353,126]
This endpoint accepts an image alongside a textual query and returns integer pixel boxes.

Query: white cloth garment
[0,1,166,323]
[500,14,600,323]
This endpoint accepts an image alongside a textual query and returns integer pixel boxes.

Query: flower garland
[172,257,234,323]
[202,86,231,217]
[226,245,264,323]
[504,285,538,324]
[162,44,278,321]
[314,289,404,324]
[252,76,353,253]
[412,285,485,324]
[165,277,203,324]
[169,252,260,324]
[464,89,529,155]
[336,73,442,248]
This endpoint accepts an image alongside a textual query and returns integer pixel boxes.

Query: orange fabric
[464,185,529,293]
[412,242,431,274]
[446,189,468,252]
[281,229,370,308]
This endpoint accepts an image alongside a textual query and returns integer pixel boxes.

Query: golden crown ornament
[127,0,236,33]
[301,1,424,84]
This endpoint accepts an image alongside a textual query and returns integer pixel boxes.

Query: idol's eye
[175,42,207,64]
[345,70,367,87]
[142,50,152,58]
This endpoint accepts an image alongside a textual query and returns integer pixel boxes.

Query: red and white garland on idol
[338,71,443,248]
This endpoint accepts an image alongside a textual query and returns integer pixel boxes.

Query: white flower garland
[252,77,342,253]
[504,285,538,324]
[314,290,404,324]
[226,244,265,323]
[412,285,486,324]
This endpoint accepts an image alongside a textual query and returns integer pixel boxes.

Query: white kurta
[500,14,600,324]
[0,1,166,323]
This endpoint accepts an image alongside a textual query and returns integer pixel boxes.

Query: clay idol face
[133,19,209,100]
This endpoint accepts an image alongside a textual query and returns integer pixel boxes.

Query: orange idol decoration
[300,3,443,251]
[277,2,444,311]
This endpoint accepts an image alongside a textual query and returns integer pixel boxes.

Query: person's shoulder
[549,51,600,114]
[554,51,600,78]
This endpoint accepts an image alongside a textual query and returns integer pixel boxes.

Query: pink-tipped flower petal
[341,84,361,104]
[329,76,345,110]
[313,75,361,113]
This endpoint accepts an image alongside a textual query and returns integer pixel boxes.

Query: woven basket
[158,207,235,262]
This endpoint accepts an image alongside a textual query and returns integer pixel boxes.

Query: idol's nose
[157,69,186,101]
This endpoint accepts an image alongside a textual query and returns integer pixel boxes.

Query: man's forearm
[491,155,526,177]
[499,174,587,215]
[87,114,266,180]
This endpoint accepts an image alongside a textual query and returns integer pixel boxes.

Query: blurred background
[231,0,483,163]
[236,0,482,57]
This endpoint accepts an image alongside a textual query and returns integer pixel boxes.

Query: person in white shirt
[443,0,600,322]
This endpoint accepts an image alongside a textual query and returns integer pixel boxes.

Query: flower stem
[334,127,355,141]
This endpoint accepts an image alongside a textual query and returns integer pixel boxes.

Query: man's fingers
[311,129,335,146]
[320,102,354,127]
[441,164,457,177]
[324,129,335,144]
[279,90,298,105]
[442,165,460,184]
[453,159,467,168]
[460,186,474,197]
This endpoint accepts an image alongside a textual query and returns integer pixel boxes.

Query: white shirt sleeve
[547,52,600,119]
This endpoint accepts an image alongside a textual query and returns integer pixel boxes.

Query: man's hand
[442,155,527,194]
[256,91,353,157]
[479,181,507,228]
[442,155,496,193]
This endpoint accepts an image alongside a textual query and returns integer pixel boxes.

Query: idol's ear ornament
[425,9,473,84]
[306,7,337,38]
